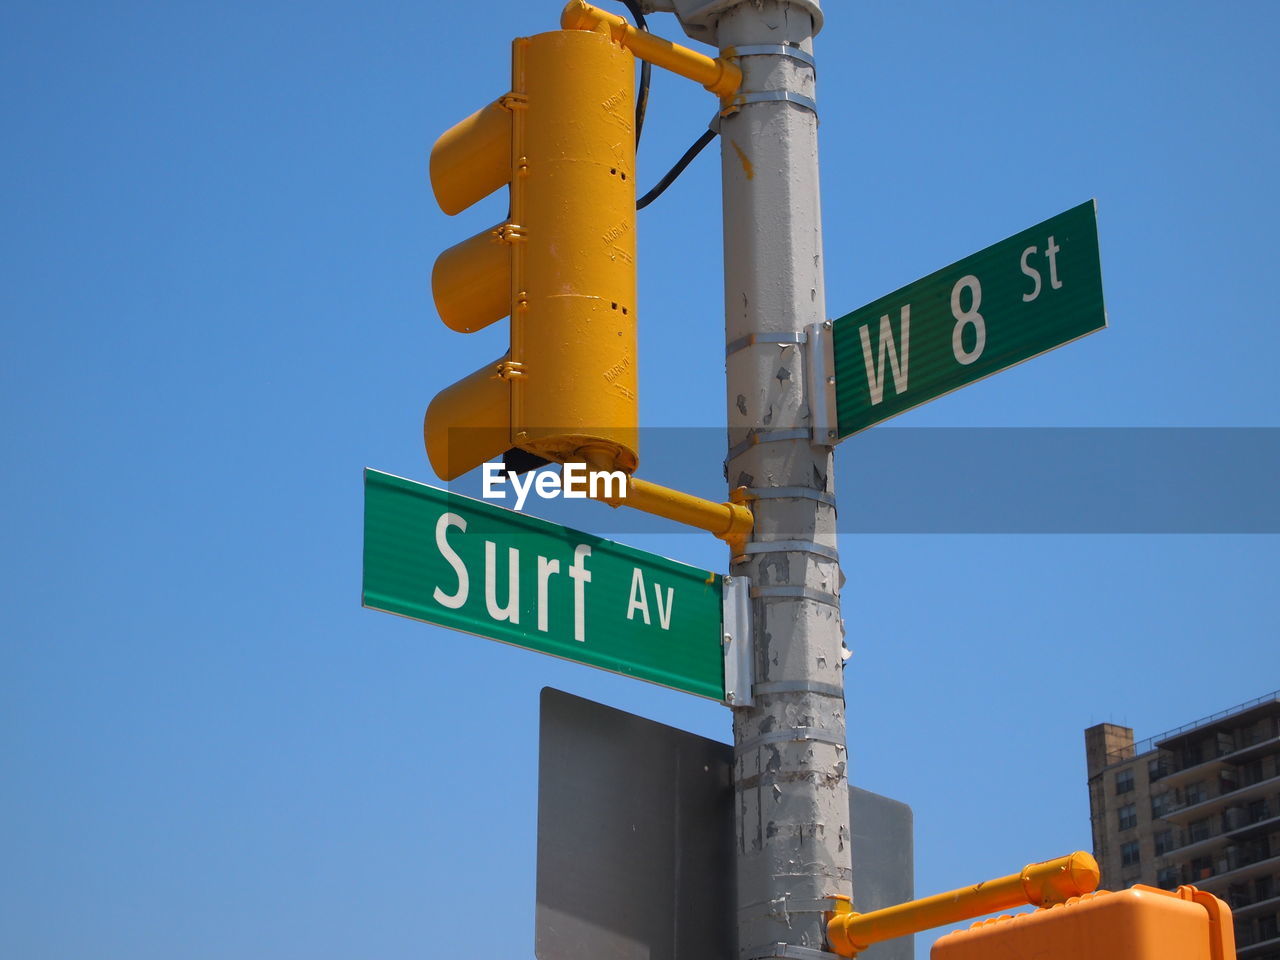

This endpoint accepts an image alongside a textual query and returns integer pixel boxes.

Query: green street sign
[362,469,726,700]
[832,200,1106,438]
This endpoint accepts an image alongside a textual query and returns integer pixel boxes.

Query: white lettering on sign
[1020,236,1065,303]
[431,514,592,641]
[626,568,675,630]
[858,306,910,405]
[653,582,674,630]
[484,541,520,624]
[433,513,469,609]
[536,556,560,632]
[1020,246,1042,302]
[627,568,650,625]
[1045,235,1063,290]
[568,545,592,642]
[950,275,986,365]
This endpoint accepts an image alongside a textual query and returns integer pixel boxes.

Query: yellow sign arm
[826,851,1101,957]
[560,1,742,99]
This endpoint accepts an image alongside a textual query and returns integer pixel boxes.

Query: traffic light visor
[430,98,511,216]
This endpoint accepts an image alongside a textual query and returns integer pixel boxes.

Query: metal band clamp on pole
[747,943,844,960]
[749,585,841,608]
[745,486,837,507]
[736,726,846,753]
[728,43,817,70]
[726,90,819,117]
[726,330,807,358]
[726,428,812,462]
[743,539,839,562]
[753,679,844,699]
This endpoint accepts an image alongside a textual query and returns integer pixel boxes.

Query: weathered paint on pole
[716,2,849,956]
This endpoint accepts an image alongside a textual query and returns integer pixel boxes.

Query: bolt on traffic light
[425,26,639,481]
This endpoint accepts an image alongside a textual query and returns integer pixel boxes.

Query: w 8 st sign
[831,201,1106,438]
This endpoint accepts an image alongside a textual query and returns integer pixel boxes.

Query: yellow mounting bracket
[576,446,754,554]
[825,851,1101,957]
[561,1,742,100]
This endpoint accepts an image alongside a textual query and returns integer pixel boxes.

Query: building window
[1152,792,1173,819]
[1257,876,1274,902]
[1118,803,1138,831]
[1189,818,1211,843]
[1121,841,1141,867]
[1236,917,1255,947]
[1248,798,1270,824]
[1115,768,1135,794]
[1155,830,1174,855]
[1236,917,1256,947]
[1185,781,1207,806]
[1259,913,1278,941]
[1157,866,1181,890]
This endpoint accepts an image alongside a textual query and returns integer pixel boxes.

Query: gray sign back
[536,688,913,960]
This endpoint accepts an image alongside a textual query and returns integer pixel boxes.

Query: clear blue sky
[3,2,1277,958]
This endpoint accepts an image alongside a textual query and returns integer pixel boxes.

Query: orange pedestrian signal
[931,885,1234,960]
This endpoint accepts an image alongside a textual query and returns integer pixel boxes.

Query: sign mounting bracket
[805,319,838,444]
[722,575,754,707]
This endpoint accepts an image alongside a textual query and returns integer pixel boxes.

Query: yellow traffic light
[425,27,639,481]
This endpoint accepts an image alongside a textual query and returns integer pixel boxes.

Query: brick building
[1085,691,1280,959]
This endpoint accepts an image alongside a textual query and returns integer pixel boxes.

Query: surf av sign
[362,469,726,700]
[832,200,1106,437]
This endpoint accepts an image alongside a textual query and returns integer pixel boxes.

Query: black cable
[636,127,717,210]
[610,2,714,207]
[620,1,650,145]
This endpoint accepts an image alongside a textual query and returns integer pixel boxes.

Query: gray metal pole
[716,2,849,957]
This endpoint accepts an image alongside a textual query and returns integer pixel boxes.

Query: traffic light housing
[931,885,1234,960]
[425,27,639,481]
